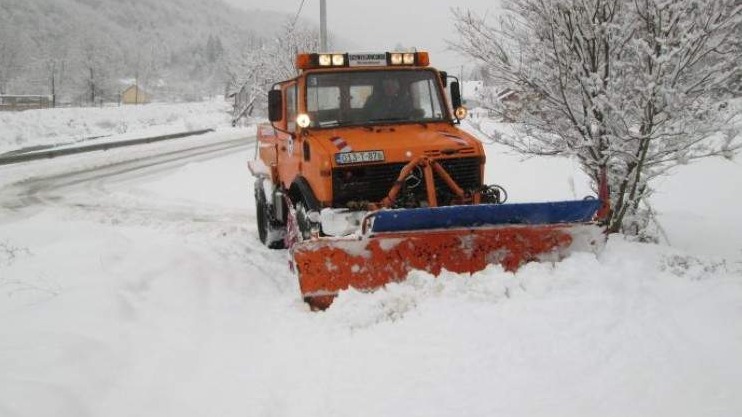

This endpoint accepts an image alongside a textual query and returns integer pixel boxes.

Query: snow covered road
[1,129,741,417]
[2,136,248,211]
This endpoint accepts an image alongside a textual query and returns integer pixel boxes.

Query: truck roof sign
[348,53,387,67]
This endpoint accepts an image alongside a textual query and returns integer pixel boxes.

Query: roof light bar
[296,53,350,69]
[295,52,430,69]
[386,52,429,67]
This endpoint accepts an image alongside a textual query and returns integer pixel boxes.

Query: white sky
[224,0,501,74]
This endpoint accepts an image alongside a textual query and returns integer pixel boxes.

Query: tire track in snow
[1,136,253,213]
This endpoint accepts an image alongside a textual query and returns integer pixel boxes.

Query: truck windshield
[305,70,447,128]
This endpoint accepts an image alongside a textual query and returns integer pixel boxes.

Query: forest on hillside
[0,0,303,104]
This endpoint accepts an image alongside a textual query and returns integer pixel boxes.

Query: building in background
[121,85,150,105]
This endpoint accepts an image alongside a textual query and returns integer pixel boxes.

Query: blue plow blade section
[371,199,602,233]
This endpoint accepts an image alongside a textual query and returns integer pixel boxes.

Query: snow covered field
[0,100,234,155]
[0,105,741,416]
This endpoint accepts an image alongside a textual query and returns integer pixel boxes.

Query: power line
[291,0,307,28]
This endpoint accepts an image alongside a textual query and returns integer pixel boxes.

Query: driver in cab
[363,78,414,121]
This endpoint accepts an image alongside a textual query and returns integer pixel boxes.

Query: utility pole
[320,0,328,52]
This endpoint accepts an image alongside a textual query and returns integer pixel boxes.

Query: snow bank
[0,100,234,155]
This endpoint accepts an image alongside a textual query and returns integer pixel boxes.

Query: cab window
[305,70,446,128]
[286,84,297,132]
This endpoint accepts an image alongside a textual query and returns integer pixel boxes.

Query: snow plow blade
[371,200,602,232]
[293,200,605,309]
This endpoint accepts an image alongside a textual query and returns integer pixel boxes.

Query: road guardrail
[0,129,215,166]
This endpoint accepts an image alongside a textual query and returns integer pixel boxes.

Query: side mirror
[450,81,462,109]
[440,71,448,88]
[268,90,282,122]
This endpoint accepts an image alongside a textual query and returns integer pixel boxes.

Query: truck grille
[332,157,482,208]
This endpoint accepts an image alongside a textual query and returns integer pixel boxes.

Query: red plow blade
[292,223,605,310]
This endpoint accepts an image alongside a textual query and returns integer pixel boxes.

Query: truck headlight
[455,106,468,119]
[296,113,311,128]
[318,54,332,66]
[332,54,345,66]
[403,53,415,65]
[390,53,403,65]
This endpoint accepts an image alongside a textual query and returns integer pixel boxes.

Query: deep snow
[0,105,741,417]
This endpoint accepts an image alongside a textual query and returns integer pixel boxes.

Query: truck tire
[255,182,285,249]
[295,200,319,240]
[289,178,322,240]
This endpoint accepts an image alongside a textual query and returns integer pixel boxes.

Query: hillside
[0,0,291,102]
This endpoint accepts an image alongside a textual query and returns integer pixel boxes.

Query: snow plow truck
[249,51,607,310]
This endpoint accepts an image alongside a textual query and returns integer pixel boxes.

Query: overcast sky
[224,0,501,74]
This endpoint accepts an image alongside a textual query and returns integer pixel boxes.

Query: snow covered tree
[126,32,170,97]
[725,0,742,95]
[0,26,25,95]
[268,21,320,81]
[223,20,320,122]
[73,30,120,105]
[206,35,225,62]
[38,34,74,106]
[454,0,742,236]
[223,40,271,120]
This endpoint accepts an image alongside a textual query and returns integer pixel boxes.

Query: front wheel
[295,200,322,240]
[255,182,285,249]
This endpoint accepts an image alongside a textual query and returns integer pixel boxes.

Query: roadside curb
[0,129,215,166]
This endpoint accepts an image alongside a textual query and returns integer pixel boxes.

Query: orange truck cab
[249,51,498,247]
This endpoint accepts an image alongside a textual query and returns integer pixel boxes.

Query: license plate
[335,150,385,165]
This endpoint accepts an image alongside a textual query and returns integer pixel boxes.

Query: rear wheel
[255,181,285,249]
